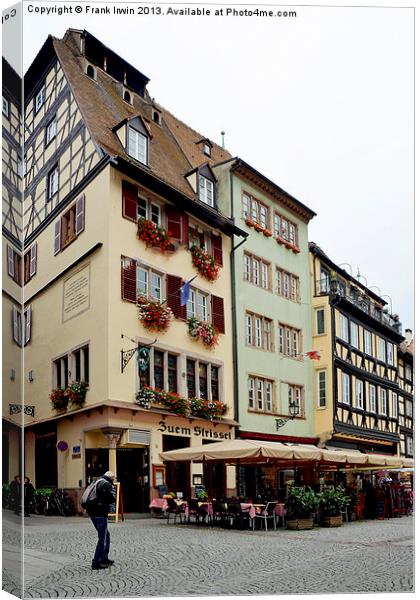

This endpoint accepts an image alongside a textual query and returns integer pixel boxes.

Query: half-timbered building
[2,58,23,484]
[21,29,246,509]
[397,330,414,458]
[309,243,405,457]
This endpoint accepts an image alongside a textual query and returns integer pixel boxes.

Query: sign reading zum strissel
[63,264,90,322]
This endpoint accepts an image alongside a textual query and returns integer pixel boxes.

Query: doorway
[116,447,150,513]
[162,435,190,499]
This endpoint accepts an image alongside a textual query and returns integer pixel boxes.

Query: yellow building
[309,243,404,457]
[19,30,246,510]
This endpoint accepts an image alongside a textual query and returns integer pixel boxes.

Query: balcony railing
[315,279,402,334]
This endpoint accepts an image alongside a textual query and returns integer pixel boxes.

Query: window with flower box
[140,348,178,393]
[243,252,271,290]
[122,181,162,226]
[53,345,89,389]
[278,323,301,358]
[274,212,298,246]
[275,268,300,302]
[54,354,69,389]
[241,192,270,228]
[186,358,220,401]
[136,265,163,302]
[187,288,208,321]
[245,313,273,351]
[248,376,273,412]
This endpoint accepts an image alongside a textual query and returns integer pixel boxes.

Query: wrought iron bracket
[120,334,157,373]
[275,418,289,430]
[9,404,35,417]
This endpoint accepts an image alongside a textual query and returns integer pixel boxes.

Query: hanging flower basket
[67,381,88,408]
[263,229,273,237]
[254,222,265,233]
[137,218,173,253]
[189,397,227,420]
[190,245,220,281]
[188,316,219,348]
[138,296,173,332]
[276,237,285,245]
[50,387,69,411]
[245,217,255,228]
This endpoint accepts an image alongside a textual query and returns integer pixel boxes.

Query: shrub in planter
[285,484,319,529]
[50,387,69,411]
[318,485,350,523]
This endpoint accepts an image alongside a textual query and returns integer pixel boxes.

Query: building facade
[397,330,414,458]
[20,29,246,509]
[309,243,404,457]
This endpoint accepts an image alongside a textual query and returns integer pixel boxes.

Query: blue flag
[180,280,190,306]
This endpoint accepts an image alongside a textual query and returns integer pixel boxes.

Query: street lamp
[275,401,300,430]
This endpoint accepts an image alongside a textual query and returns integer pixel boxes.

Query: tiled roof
[52,32,197,199]
[160,106,232,169]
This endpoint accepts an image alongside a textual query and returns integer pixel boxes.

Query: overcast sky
[3,0,414,330]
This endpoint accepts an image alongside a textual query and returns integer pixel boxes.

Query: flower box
[67,381,88,408]
[263,229,273,237]
[292,246,301,254]
[254,223,265,233]
[50,387,69,411]
[190,245,219,281]
[189,397,227,420]
[138,296,173,333]
[188,316,219,348]
[137,218,173,253]
[245,218,255,228]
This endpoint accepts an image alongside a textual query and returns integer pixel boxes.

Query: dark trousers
[90,516,110,564]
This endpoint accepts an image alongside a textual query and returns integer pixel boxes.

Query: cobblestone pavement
[2,510,414,598]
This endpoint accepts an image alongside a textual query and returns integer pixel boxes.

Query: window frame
[45,115,57,146]
[274,211,299,246]
[379,388,387,415]
[35,84,46,113]
[136,264,164,302]
[341,372,350,404]
[244,252,271,290]
[127,126,148,165]
[364,329,372,355]
[245,312,273,351]
[276,267,300,302]
[287,384,303,417]
[369,384,376,413]
[278,322,301,358]
[186,287,209,321]
[198,174,215,207]
[318,370,327,408]
[350,321,359,348]
[47,164,59,200]
[139,347,180,394]
[248,375,275,413]
[339,313,349,342]
[316,308,325,335]
[2,96,10,118]
[355,379,364,409]
[185,358,221,401]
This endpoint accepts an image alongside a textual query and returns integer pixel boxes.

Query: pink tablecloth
[149,498,168,511]
[240,503,287,519]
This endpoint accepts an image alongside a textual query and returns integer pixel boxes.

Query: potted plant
[285,484,319,530]
[50,387,69,411]
[67,381,88,408]
[318,485,350,527]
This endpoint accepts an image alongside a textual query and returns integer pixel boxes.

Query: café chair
[166,497,184,525]
[211,500,227,527]
[187,498,207,525]
[252,501,277,531]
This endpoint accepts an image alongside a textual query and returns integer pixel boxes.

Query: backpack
[80,478,103,509]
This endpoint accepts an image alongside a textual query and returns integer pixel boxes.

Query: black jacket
[86,476,116,517]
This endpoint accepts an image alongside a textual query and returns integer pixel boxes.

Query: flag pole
[160,275,198,307]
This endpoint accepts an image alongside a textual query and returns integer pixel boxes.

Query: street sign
[56,440,68,452]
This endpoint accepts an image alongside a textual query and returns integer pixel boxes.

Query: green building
[214,158,317,498]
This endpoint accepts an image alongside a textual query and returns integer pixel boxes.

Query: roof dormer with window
[113,115,150,167]
[185,164,217,209]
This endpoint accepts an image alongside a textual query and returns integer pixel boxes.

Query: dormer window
[152,110,162,125]
[199,175,214,207]
[128,126,148,165]
[86,64,95,79]
[203,143,211,157]
[123,90,132,104]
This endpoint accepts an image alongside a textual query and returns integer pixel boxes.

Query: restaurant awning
[159,438,412,470]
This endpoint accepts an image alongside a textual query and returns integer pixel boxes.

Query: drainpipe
[230,169,247,431]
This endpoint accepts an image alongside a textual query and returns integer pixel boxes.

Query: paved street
[2,510,414,597]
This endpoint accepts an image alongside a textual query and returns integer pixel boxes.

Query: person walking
[85,471,116,570]
[24,476,35,517]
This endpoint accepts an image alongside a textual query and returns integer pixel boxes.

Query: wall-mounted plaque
[63,264,90,322]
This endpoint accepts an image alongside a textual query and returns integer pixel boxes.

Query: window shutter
[121,256,137,303]
[211,234,223,266]
[75,194,85,234]
[25,306,32,345]
[166,206,182,242]
[54,220,61,255]
[181,213,189,245]
[211,295,225,334]
[12,306,21,345]
[7,245,15,278]
[29,243,37,277]
[122,181,138,222]
[167,274,186,320]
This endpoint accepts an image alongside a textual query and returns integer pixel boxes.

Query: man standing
[85,471,116,570]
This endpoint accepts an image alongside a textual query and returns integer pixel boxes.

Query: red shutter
[167,274,186,320]
[75,194,85,234]
[122,181,138,222]
[121,256,137,303]
[166,207,189,245]
[166,207,182,242]
[211,295,225,334]
[211,234,223,266]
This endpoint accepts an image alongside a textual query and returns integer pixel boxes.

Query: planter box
[286,518,314,530]
[320,515,343,528]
